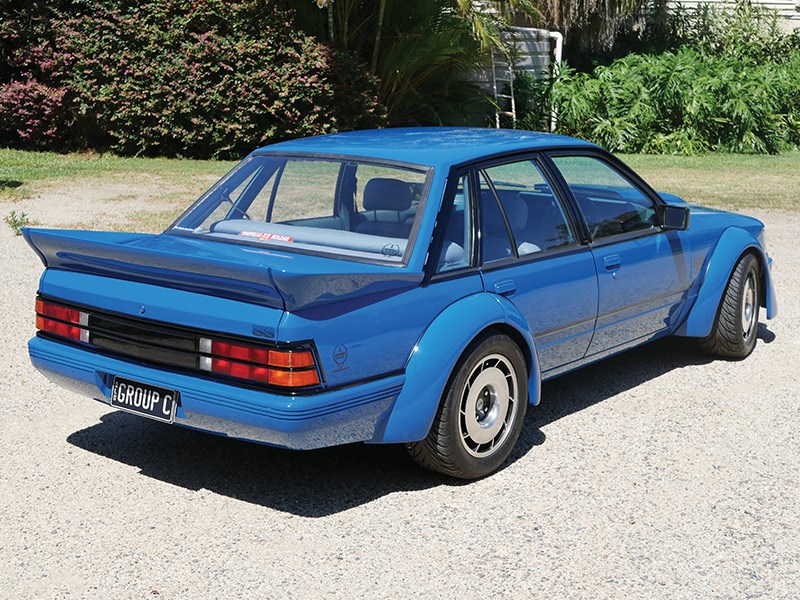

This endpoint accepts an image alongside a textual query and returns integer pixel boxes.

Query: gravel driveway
[1,198,797,599]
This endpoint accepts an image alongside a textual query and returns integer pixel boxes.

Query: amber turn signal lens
[268,368,320,387]
[267,349,315,369]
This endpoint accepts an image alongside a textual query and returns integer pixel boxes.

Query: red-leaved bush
[0,79,69,147]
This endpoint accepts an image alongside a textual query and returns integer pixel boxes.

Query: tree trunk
[328,2,335,43]
[371,0,387,74]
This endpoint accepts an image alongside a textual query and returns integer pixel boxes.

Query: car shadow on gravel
[67,411,447,517]
[66,334,762,517]
[509,336,718,462]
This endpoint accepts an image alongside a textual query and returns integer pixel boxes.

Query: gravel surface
[1,196,798,599]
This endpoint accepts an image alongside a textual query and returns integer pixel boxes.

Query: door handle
[604,254,621,271]
[493,279,516,296]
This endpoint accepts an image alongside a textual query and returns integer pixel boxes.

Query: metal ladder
[491,48,516,128]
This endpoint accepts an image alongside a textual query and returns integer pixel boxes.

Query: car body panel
[29,336,401,449]
[261,127,595,171]
[587,229,692,354]
[480,248,599,374]
[675,223,777,338]
[24,227,427,313]
[279,272,483,388]
[376,290,541,444]
[37,269,284,341]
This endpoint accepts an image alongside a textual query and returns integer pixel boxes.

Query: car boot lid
[23,228,423,311]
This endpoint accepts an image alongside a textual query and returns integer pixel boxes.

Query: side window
[551,155,658,239]
[435,174,471,273]
[482,159,576,255]
[479,172,515,263]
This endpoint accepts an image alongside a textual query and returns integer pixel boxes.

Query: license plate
[110,377,178,423]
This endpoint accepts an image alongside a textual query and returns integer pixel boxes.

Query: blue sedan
[24,128,777,478]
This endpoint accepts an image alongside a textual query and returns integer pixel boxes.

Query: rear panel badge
[333,344,349,371]
[252,324,275,339]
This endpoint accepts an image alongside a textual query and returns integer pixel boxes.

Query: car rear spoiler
[23,228,423,311]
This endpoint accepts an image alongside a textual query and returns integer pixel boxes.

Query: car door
[548,152,692,357]
[474,156,599,375]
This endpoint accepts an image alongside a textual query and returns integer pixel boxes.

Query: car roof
[255,127,596,169]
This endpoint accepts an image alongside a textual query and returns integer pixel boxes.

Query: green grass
[620,151,800,211]
[0,148,235,201]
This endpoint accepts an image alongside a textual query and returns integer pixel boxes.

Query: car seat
[355,178,415,239]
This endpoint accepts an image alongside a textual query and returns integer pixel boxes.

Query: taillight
[35,299,89,343]
[198,337,320,389]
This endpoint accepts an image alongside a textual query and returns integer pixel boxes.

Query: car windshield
[169,154,431,264]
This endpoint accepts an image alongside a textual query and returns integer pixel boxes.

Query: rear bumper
[29,336,403,449]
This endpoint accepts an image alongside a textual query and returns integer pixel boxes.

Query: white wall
[668,0,800,28]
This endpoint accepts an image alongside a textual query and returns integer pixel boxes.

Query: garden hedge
[0,0,386,158]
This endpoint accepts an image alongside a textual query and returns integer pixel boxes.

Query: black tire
[699,253,761,359]
[406,333,528,479]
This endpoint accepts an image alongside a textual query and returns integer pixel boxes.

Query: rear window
[170,154,431,264]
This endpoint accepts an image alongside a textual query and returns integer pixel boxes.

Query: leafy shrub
[664,0,800,61]
[0,1,72,148]
[56,0,386,158]
[0,0,385,158]
[5,209,29,235]
[0,79,69,147]
[516,1,800,155]
[544,48,800,155]
[513,71,553,132]
[0,1,64,81]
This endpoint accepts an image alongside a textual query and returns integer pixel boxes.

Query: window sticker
[239,231,294,243]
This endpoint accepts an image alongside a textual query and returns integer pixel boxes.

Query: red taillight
[211,359,272,383]
[36,299,86,325]
[211,340,270,364]
[200,337,320,389]
[36,299,89,342]
[36,316,83,341]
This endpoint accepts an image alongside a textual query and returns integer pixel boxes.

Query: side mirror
[661,205,690,230]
